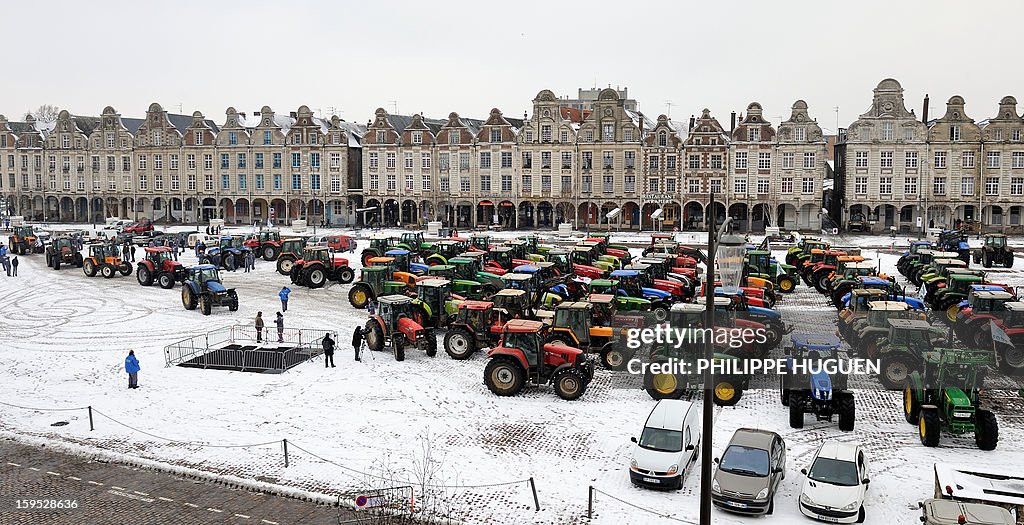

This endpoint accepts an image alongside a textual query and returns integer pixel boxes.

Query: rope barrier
[89,409,281,449]
[0,400,89,412]
[590,487,697,524]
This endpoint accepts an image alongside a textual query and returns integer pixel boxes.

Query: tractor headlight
[756,488,770,500]
[952,411,971,418]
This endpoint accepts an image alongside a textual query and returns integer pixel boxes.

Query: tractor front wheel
[348,284,373,309]
[364,321,384,352]
[262,244,278,261]
[421,335,437,357]
[837,392,855,431]
[338,268,354,284]
[975,409,999,451]
[552,369,586,400]
[903,384,921,424]
[227,291,239,311]
[83,260,97,277]
[600,344,631,371]
[119,263,132,276]
[101,265,116,279]
[1004,252,1014,269]
[484,358,525,397]
[650,305,669,323]
[998,337,1024,374]
[158,272,175,289]
[919,406,941,447]
[984,252,993,268]
[74,253,83,267]
[444,329,475,360]
[644,369,684,400]
[789,392,806,428]
[392,337,405,361]
[777,276,796,293]
[199,294,212,315]
[137,266,153,286]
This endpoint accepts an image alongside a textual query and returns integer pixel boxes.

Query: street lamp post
[700,190,745,525]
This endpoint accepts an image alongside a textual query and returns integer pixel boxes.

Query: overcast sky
[4,0,1022,132]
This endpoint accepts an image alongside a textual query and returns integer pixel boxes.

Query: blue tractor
[181,264,239,315]
[200,235,252,271]
[780,333,855,431]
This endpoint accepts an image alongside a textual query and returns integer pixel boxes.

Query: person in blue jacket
[279,286,291,312]
[125,350,140,389]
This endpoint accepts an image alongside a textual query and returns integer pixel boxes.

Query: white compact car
[628,399,700,490]
[798,441,870,523]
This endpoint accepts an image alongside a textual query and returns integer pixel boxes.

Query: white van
[629,399,700,490]
[187,233,219,249]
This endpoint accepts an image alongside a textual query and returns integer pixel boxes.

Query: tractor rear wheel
[444,328,475,360]
[919,406,941,447]
[975,409,999,451]
[348,284,372,309]
[83,260,97,277]
[158,272,175,289]
[101,265,116,278]
[307,268,327,288]
[789,392,805,428]
[879,353,916,390]
[361,250,378,267]
[392,337,405,361]
[903,384,921,424]
[338,268,354,284]
[182,286,197,310]
[1004,252,1014,268]
[364,321,384,352]
[837,392,856,431]
[778,276,796,293]
[552,369,586,400]
[483,358,525,397]
[276,257,295,275]
[713,378,742,407]
[119,263,132,276]
[644,369,684,400]
[262,244,278,261]
[137,266,153,286]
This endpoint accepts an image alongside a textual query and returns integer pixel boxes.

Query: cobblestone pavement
[0,440,354,525]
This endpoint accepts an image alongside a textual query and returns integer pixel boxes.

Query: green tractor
[347,266,410,309]
[587,278,658,318]
[410,278,461,329]
[449,254,504,294]
[848,301,922,359]
[644,302,750,406]
[516,234,552,255]
[875,319,952,389]
[918,258,969,291]
[930,273,987,321]
[424,264,487,299]
[785,237,829,267]
[908,251,961,286]
[903,347,998,450]
[744,249,799,293]
[838,288,890,340]
[396,232,433,259]
[468,233,491,251]
[360,234,397,266]
[973,233,1014,268]
[425,239,469,266]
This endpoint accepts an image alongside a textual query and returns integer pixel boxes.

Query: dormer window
[449,131,459,145]
[748,128,760,141]
[658,131,667,147]
[376,131,386,143]
[794,127,805,142]
[412,131,422,145]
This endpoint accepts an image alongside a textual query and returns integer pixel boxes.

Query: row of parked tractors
[787,231,1017,451]
[328,231,800,405]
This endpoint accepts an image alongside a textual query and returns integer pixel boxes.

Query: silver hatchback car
[711,428,786,515]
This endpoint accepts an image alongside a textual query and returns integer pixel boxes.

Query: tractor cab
[426,264,457,280]
[571,244,599,266]
[550,302,595,346]
[841,288,889,322]
[586,294,617,326]
[144,246,174,265]
[488,246,514,271]
[608,269,647,297]
[492,289,531,321]
[89,243,121,262]
[647,242,679,255]
[985,234,1008,249]
[886,319,935,353]
[369,234,397,254]
[280,238,306,255]
[14,225,36,238]
[637,257,673,280]
[52,237,74,252]
[515,262,559,282]
[428,240,468,265]
[1002,301,1024,325]
[496,320,547,371]
[369,256,398,272]
[257,230,281,243]
[413,278,454,320]
[385,249,426,275]
[377,294,413,328]
[516,235,550,255]
[503,239,529,260]
[188,264,223,286]
[398,232,428,252]
[967,290,1014,314]
[546,249,573,275]
[502,273,540,305]
[864,301,916,330]
[455,300,501,335]
[469,234,491,251]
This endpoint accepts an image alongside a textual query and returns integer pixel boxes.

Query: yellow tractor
[82,244,132,278]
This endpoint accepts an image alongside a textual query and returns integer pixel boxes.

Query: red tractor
[483,319,596,400]
[136,246,184,289]
[245,230,284,261]
[364,295,437,361]
[288,246,355,287]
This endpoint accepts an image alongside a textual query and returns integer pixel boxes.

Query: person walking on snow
[275,312,285,343]
[279,286,291,312]
[11,256,18,277]
[255,311,265,343]
[125,350,140,389]
[352,325,364,362]
[322,332,336,367]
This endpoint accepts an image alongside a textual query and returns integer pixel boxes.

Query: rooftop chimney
[730,111,737,134]
[689,115,695,131]
[290,111,297,119]
[922,94,929,123]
